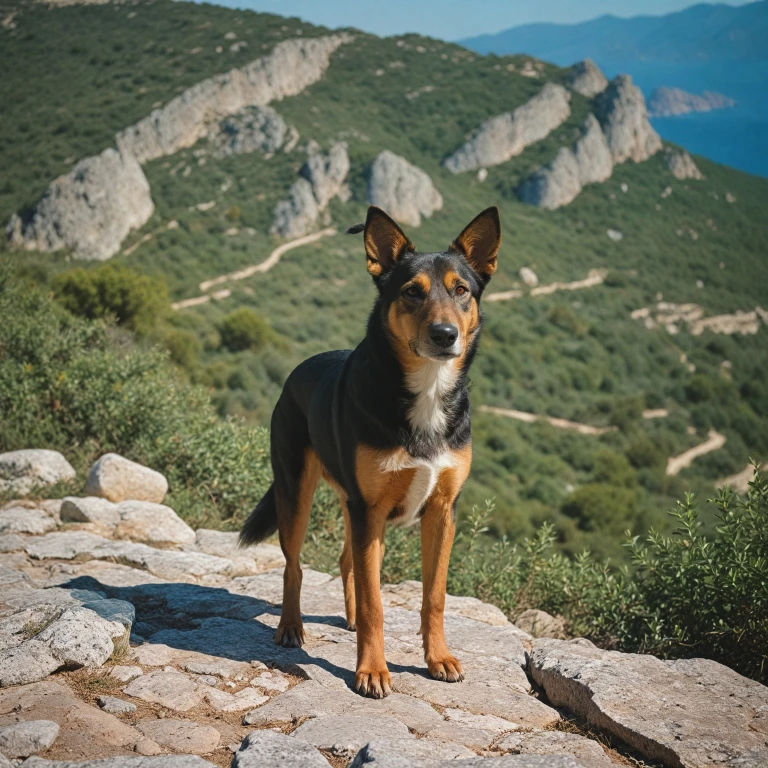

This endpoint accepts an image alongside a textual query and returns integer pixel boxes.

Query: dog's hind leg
[274,445,321,648]
[339,501,356,632]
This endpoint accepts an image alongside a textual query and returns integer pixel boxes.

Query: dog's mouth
[409,340,461,361]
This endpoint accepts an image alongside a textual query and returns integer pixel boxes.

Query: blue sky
[204,0,755,40]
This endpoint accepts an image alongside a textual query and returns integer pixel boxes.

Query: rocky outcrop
[530,638,768,768]
[443,83,571,173]
[517,114,613,210]
[5,149,154,261]
[567,59,608,97]
[367,151,443,227]
[210,105,299,158]
[594,75,662,164]
[648,86,736,118]
[0,450,75,496]
[271,142,350,238]
[116,36,349,164]
[665,148,704,180]
[85,453,168,504]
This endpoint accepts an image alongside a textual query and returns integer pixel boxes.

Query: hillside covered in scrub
[1,0,768,563]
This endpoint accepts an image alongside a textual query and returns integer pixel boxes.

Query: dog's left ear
[363,206,414,278]
[450,206,501,282]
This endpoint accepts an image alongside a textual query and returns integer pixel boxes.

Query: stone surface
[60,498,120,528]
[211,105,298,158]
[648,86,736,117]
[96,696,136,715]
[444,83,571,173]
[530,638,768,767]
[203,686,268,712]
[21,759,216,767]
[109,666,143,683]
[568,59,608,97]
[0,719,60,757]
[292,714,412,759]
[0,505,57,536]
[0,451,75,495]
[367,150,443,227]
[497,730,613,766]
[271,142,350,237]
[6,149,153,262]
[136,720,220,755]
[232,729,330,768]
[594,75,662,164]
[123,670,205,712]
[666,148,704,180]
[85,454,168,505]
[0,533,26,552]
[514,609,566,638]
[115,501,195,546]
[517,114,612,210]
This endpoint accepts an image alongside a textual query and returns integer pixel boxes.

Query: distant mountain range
[459,1,768,65]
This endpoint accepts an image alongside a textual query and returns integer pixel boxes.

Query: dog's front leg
[420,499,464,682]
[350,507,391,698]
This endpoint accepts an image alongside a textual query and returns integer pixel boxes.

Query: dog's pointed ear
[450,206,501,282]
[364,206,414,278]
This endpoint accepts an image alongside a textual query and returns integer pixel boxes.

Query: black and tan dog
[239,205,501,698]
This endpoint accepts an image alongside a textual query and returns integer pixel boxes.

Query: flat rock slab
[136,720,220,755]
[0,718,60,757]
[85,453,168,504]
[232,730,330,767]
[0,506,57,535]
[21,757,217,767]
[97,696,136,715]
[497,730,614,766]
[61,498,121,528]
[123,670,205,712]
[115,501,195,546]
[203,686,268,712]
[292,714,412,759]
[530,638,768,767]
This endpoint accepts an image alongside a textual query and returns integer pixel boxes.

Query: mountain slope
[2,0,768,560]
[459,2,768,64]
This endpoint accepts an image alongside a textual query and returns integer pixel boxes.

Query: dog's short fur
[240,205,501,698]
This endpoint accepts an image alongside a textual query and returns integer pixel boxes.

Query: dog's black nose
[429,322,458,349]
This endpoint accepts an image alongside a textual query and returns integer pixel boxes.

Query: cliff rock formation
[665,148,704,180]
[443,83,571,173]
[567,59,608,97]
[211,105,299,158]
[648,86,736,118]
[367,150,443,227]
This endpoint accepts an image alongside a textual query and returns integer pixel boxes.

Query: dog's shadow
[61,576,428,690]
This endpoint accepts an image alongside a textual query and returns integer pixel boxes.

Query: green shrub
[52,263,168,335]
[220,307,272,352]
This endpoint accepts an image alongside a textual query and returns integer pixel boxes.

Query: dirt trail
[486,269,607,303]
[478,405,617,436]
[171,289,231,311]
[666,429,727,476]
[716,462,768,493]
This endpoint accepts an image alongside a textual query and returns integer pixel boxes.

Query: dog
[239,205,501,698]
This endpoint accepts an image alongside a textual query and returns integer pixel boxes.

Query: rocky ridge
[665,148,704,180]
[367,151,443,227]
[648,86,736,118]
[1,449,766,767]
[567,60,608,98]
[443,83,572,174]
[6,35,350,261]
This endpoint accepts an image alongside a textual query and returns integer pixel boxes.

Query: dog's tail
[238,484,278,548]
[346,222,364,234]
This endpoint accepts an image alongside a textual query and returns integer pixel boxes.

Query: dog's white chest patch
[380,451,457,526]
[405,360,459,435]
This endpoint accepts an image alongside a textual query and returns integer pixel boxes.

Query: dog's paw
[427,654,464,682]
[354,666,392,698]
[345,621,356,632]
[274,624,305,648]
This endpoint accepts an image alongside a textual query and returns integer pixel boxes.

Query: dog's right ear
[362,206,414,278]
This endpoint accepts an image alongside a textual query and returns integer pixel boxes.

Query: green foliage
[220,307,272,352]
[52,263,168,335]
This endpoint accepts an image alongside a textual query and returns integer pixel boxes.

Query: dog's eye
[455,285,468,296]
[403,286,422,299]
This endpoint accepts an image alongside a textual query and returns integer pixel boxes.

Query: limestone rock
[0,719,60,757]
[0,450,75,495]
[123,670,205,712]
[211,105,298,158]
[517,114,612,210]
[444,83,571,173]
[594,75,662,164]
[85,454,168,504]
[648,86,736,118]
[232,730,331,768]
[351,745,590,767]
[192,529,285,571]
[497,730,613,766]
[0,533,26,552]
[115,501,195,546]
[530,638,768,767]
[367,151,443,227]
[136,720,220,755]
[20,758,217,767]
[0,505,57,536]
[116,36,349,164]
[514,609,566,638]
[271,142,350,237]
[6,149,153,262]
[109,665,143,683]
[568,59,608,97]
[666,148,704,180]
[203,686,268,712]
[519,267,538,287]
[96,695,136,715]
[60,497,120,528]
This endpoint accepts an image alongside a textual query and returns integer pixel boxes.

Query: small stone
[137,719,221,755]
[123,670,205,712]
[110,665,144,682]
[514,609,566,638]
[233,729,330,767]
[197,675,219,686]
[205,687,269,712]
[60,496,121,527]
[97,695,137,715]
[116,500,195,546]
[0,450,76,496]
[0,719,60,757]
[85,453,168,504]
[251,670,290,693]
[519,267,539,287]
[134,737,163,755]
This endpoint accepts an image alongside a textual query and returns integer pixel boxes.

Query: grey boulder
[0,450,75,495]
[0,719,60,757]
[85,454,168,504]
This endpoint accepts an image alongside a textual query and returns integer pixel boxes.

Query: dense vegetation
[2,0,767,562]
[2,271,765,682]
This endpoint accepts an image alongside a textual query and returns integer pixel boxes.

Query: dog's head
[348,206,501,367]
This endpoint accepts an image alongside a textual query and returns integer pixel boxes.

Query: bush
[220,307,272,352]
[52,263,168,335]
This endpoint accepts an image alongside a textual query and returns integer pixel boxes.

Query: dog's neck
[404,358,460,436]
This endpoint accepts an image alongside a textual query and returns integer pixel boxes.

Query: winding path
[478,405,617,436]
[666,429,727,476]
